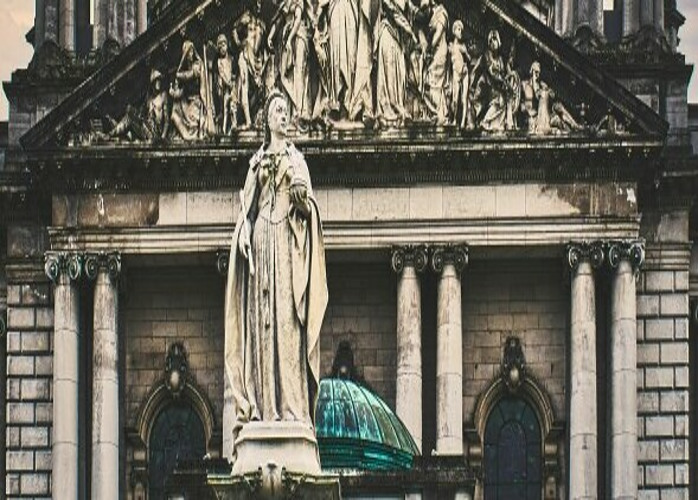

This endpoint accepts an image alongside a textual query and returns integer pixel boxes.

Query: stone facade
[1,0,697,498]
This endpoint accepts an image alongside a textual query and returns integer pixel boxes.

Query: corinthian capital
[430,244,469,274]
[565,242,604,270]
[606,240,645,271]
[216,249,230,276]
[84,252,122,282]
[391,245,429,274]
[44,252,83,283]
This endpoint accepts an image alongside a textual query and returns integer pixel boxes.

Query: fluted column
[45,252,83,500]
[392,245,428,452]
[85,252,121,500]
[608,241,644,500]
[59,0,75,50]
[432,245,468,455]
[566,242,603,500]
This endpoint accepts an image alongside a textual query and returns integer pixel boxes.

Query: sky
[0,0,696,120]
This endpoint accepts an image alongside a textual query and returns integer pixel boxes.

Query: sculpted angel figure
[224,92,328,456]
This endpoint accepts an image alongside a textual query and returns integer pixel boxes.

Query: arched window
[483,396,542,500]
[148,400,206,500]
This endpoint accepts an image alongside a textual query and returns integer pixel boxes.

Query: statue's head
[263,90,289,144]
[182,40,195,63]
[530,61,541,80]
[452,20,463,40]
[217,34,229,56]
[487,30,501,52]
[150,69,164,92]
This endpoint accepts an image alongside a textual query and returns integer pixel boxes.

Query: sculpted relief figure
[521,61,583,135]
[224,92,328,452]
[214,34,239,135]
[449,21,472,128]
[170,40,215,140]
[423,0,449,124]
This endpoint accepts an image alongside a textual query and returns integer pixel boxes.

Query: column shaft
[35,0,46,47]
[560,0,574,35]
[396,265,423,452]
[91,269,119,500]
[45,0,59,43]
[52,272,80,500]
[436,263,463,454]
[622,0,639,37]
[639,0,654,27]
[137,0,147,35]
[568,260,597,500]
[652,0,663,32]
[609,260,638,499]
[92,0,108,48]
[59,0,75,50]
[575,0,604,35]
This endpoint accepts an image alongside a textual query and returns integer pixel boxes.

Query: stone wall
[461,259,567,423]
[4,265,53,498]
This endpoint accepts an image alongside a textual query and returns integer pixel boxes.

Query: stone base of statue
[207,421,341,500]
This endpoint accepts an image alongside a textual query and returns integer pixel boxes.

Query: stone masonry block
[644,319,675,340]
[660,488,689,500]
[20,473,49,495]
[20,379,50,400]
[659,439,688,461]
[6,473,20,495]
[35,307,54,329]
[637,296,660,316]
[6,403,34,424]
[674,465,689,486]
[20,284,51,306]
[675,415,689,436]
[674,271,689,291]
[674,318,689,340]
[660,294,688,316]
[7,308,35,329]
[34,356,52,376]
[643,271,674,292]
[21,427,49,447]
[644,464,674,486]
[637,490,658,500]
[638,392,659,413]
[7,356,34,376]
[35,450,51,471]
[644,367,674,388]
[20,331,50,353]
[660,391,689,413]
[660,343,689,364]
[6,331,21,353]
[638,440,659,461]
[7,451,33,471]
[675,367,689,388]
[6,285,21,306]
[645,415,674,437]
[638,344,659,364]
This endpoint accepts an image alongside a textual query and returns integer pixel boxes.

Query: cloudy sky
[0,0,696,120]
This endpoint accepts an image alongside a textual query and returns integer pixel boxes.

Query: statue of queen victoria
[223,91,329,469]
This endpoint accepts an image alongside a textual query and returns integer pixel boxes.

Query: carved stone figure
[475,30,520,132]
[423,0,449,124]
[327,0,358,117]
[214,34,238,134]
[232,2,273,129]
[521,61,582,134]
[170,40,214,140]
[224,92,328,452]
[375,0,420,126]
[449,20,471,128]
[271,0,313,127]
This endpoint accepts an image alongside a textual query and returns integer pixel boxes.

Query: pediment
[21,0,668,153]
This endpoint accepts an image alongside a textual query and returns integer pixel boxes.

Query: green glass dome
[315,378,420,470]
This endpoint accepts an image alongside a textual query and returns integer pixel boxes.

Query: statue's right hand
[239,230,251,260]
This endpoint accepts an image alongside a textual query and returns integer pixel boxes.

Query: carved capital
[216,249,230,276]
[391,245,428,274]
[565,242,604,270]
[44,252,83,283]
[430,244,469,274]
[606,240,645,271]
[84,252,122,282]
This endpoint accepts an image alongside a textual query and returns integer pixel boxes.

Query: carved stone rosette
[565,241,605,270]
[430,244,469,274]
[44,252,84,283]
[84,252,122,282]
[390,245,429,274]
[606,240,645,271]
[216,249,230,276]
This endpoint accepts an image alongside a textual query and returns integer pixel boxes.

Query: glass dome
[315,378,420,470]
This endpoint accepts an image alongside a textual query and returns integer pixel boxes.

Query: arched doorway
[483,396,542,499]
[148,400,206,499]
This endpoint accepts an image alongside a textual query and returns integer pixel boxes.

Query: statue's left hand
[290,184,310,218]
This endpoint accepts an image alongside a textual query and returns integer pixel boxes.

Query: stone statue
[449,20,472,129]
[423,0,449,125]
[232,1,273,129]
[521,61,583,135]
[475,29,520,132]
[214,34,238,134]
[169,40,214,140]
[375,0,420,127]
[224,91,328,457]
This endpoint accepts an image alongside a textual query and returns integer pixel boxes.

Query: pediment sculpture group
[103,0,592,143]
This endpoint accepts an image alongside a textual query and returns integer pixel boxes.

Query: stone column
[137,0,148,35]
[639,0,654,27]
[85,252,121,500]
[576,0,604,36]
[560,0,574,35]
[608,241,644,500]
[391,245,428,452]
[652,0,664,32]
[35,0,46,48]
[92,0,108,48]
[59,0,75,50]
[566,242,603,500]
[45,0,59,43]
[45,252,83,500]
[622,0,639,37]
[431,245,468,455]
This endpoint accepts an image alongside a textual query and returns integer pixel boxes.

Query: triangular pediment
[21,0,668,152]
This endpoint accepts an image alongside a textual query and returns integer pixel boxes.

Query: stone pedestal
[232,421,321,476]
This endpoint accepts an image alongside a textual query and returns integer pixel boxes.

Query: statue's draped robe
[223,144,328,460]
